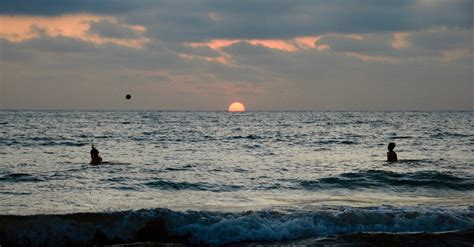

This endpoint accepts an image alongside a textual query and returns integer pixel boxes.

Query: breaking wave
[0,206,473,246]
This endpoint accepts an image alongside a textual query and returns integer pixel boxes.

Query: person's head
[91,146,99,157]
[388,142,396,151]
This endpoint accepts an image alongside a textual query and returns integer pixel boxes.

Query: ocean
[1,111,473,246]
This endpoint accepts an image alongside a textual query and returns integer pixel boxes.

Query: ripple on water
[144,179,242,192]
[0,173,44,182]
[298,170,474,191]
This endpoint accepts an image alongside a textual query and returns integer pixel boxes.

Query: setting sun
[228,102,245,112]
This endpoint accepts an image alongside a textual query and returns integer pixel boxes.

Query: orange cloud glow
[0,14,149,48]
[185,33,412,65]
[247,39,297,52]
[189,39,240,49]
[294,36,319,49]
[188,36,329,53]
[185,36,330,65]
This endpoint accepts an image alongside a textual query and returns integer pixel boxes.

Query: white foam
[1,206,473,246]
[167,207,474,244]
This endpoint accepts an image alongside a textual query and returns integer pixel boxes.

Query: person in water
[90,145,102,165]
[387,142,397,162]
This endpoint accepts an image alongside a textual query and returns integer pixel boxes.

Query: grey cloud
[312,29,473,62]
[20,36,97,54]
[0,35,97,67]
[0,0,142,16]
[1,0,472,41]
[181,46,221,58]
[0,38,38,63]
[1,1,473,110]
[2,32,472,110]
[225,45,473,110]
[137,0,473,41]
[410,28,473,51]
[1,36,175,71]
[213,29,472,82]
[318,35,394,54]
[87,20,143,39]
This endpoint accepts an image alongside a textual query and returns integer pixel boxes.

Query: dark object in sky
[126,94,131,100]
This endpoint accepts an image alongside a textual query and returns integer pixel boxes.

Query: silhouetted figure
[387,142,398,162]
[90,145,102,165]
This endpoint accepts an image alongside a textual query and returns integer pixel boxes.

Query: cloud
[392,33,409,49]
[0,0,140,16]
[0,14,149,48]
[184,36,330,66]
[1,0,472,42]
[87,19,145,39]
[410,28,473,51]
[1,1,473,110]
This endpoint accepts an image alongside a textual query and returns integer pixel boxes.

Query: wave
[163,164,195,171]
[2,169,471,192]
[389,136,413,139]
[39,141,88,147]
[431,131,472,139]
[0,173,44,182]
[1,139,88,147]
[144,179,242,192]
[299,170,474,191]
[229,134,262,140]
[0,207,472,246]
[97,162,132,166]
[314,139,359,145]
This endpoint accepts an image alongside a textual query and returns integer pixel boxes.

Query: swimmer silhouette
[387,142,398,162]
[90,145,102,165]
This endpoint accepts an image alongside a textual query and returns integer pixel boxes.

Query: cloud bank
[1,0,472,110]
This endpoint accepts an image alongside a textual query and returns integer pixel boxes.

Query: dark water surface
[1,111,473,245]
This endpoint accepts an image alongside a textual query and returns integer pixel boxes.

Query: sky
[0,0,472,111]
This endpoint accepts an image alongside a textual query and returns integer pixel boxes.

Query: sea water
[0,111,473,245]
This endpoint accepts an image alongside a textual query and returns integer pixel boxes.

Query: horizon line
[1,108,473,113]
